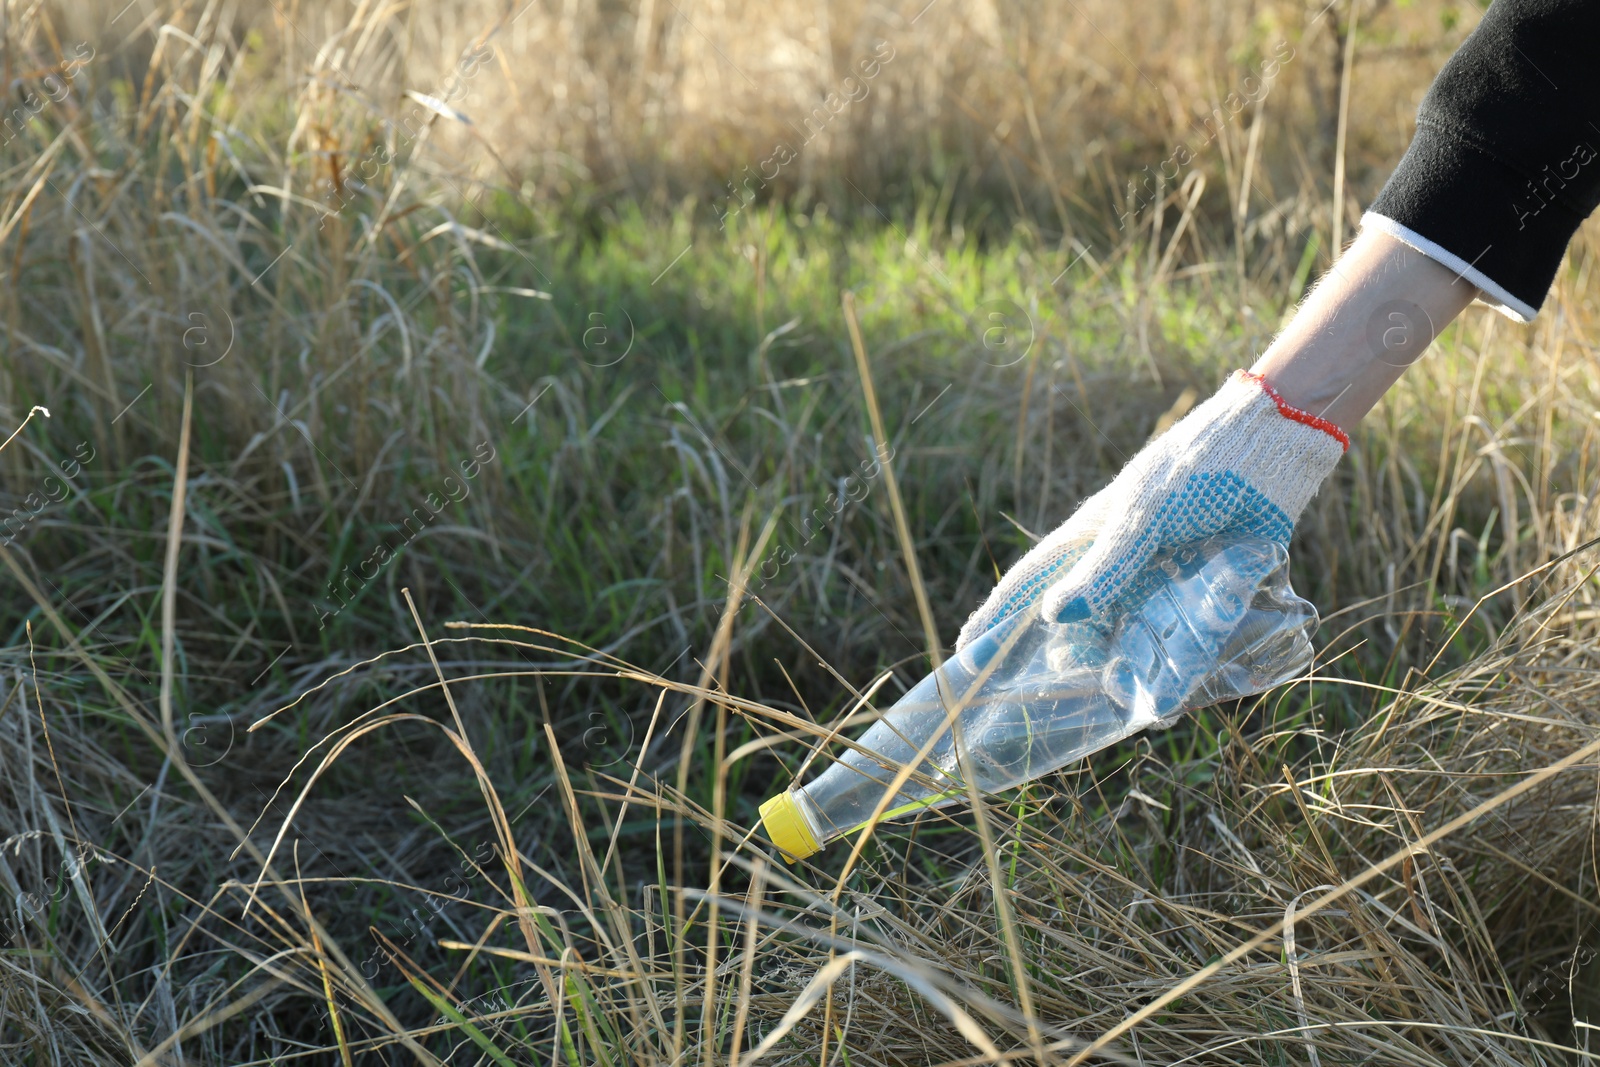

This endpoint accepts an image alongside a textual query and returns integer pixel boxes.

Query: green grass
[10,194,1585,1059]
[2,3,1598,1061]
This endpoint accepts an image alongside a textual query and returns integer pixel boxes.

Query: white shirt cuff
[1360,211,1537,324]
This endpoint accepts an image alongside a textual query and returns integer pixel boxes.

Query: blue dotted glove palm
[956,370,1347,650]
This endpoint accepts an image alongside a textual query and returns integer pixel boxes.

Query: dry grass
[0,0,1597,1063]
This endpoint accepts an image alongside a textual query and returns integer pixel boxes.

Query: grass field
[2,0,1599,1062]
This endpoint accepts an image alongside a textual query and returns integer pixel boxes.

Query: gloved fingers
[954,532,1096,651]
[1039,518,1159,630]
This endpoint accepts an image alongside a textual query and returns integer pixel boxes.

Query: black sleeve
[1364,0,1600,321]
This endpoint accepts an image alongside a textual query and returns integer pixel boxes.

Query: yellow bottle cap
[759,791,821,862]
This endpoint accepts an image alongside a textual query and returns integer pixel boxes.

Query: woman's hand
[956,369,1346,648]
[957,224,1481,651]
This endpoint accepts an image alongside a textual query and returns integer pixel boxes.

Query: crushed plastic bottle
[759,534,1317,861]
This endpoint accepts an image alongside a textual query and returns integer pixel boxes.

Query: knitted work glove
[955,370,1348,650]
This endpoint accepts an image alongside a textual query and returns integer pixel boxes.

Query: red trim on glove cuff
[1239,370,1350,451]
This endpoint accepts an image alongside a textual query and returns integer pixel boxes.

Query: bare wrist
[1249,226,1478,430]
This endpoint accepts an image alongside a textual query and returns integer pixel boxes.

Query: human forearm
[1249,225,1479,431]
[1365,0,1600,324]
[959,230,1471,643]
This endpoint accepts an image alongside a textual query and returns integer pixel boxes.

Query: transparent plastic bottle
[759,535,1317,860]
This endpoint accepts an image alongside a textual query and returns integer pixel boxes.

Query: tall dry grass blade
[600,689,668,878]
[1330,0,1361,256]
[704,510,778,1067]
[727,854,765,1067]
[434,941,653,981]
[843,289,942,670]
[159,369,193,749]
[1284,883,1339,1067]
[948,718,1046,1060]
[296,841,354,1067]
[399,588,558,1000]
[542,721,643,1059]
[668,506,754,1064]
